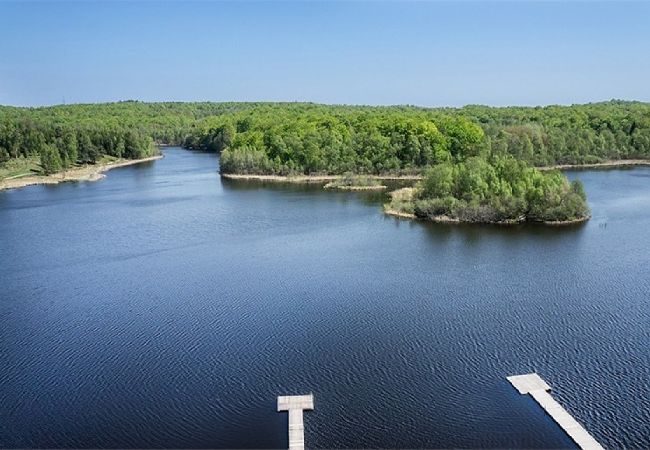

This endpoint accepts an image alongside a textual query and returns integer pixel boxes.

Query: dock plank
[277,394,314,450]
[507,373,604,450]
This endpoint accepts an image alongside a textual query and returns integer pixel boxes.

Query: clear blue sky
[1,1,649,107]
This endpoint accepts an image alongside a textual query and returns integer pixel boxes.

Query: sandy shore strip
[0,155,163,191]
[221,173,423,182]
[384,209,417,219]
[538,159,650,171]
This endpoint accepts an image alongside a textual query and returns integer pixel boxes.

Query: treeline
[0,101,260,175]
[190,109,486,175]
[0,119,157,174]
[186,101,650,173]
[207,113,483,175]
[460,101,650,165]
[411,155,589,223]
[2,100,650,177]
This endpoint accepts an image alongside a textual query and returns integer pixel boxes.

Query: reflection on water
[1,148,649,449]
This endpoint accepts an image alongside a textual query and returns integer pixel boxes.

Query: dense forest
[1,100,648,221]
[1,100,650,176]
[0,102,263,175]
[186,100,650,173]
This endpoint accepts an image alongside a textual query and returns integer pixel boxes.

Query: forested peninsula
[2,100,650,223]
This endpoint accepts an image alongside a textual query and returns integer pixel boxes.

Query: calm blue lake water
[1,148,649,448]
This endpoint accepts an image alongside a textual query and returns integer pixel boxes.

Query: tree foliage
[2,100,649,174]
[183,100,650,173]
[39,144,62,175]
[413,156,590,223]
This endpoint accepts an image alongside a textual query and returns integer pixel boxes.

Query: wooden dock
[277,394,314,450]
[507,373,604,450]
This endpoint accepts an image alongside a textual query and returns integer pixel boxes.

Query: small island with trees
[384,159,589,224]
[3,100,650,224]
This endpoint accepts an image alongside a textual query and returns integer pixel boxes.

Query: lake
[1,148,649,448]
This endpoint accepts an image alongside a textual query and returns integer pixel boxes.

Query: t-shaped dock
[507,373,604,450]
[277,394,314,450]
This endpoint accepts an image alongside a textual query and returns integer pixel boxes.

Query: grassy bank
[0,156,42,181]
[0,154,163,191]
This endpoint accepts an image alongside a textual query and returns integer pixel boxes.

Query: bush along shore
[323,173,386,191]
[384,156,590,225]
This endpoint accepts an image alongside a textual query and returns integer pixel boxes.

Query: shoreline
[538,159,650,171]
[324,182,387,191]
[384,209,590,226]
[221,173,423,182]
[384,209,417,219]
[541,215,591,225]
[0,155,163,192]
[221,159,650,183]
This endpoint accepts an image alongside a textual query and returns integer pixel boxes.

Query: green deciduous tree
[40,144,63,175]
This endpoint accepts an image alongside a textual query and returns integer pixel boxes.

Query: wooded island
[2,100,649,223]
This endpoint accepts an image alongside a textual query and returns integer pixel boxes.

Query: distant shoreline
[324,183,387,191]
[221,173,423,182]
[538,159,650,171]
[0,155,163,192]
[221,159,650,184]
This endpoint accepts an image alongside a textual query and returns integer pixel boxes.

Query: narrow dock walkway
[277,394,314,450]
[507,373,604,450]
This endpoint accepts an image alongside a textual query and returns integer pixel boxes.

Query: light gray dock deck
[277,394,314,450]
[507,373,604,450]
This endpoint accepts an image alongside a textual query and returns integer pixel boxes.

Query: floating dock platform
[507,373,604,450]
[277,394,314,450]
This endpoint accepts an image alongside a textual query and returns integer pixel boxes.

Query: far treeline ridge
[1,101,649,171]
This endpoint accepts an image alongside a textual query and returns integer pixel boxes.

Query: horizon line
[1,98,648,110]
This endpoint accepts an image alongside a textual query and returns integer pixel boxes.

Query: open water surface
[1,148,649,448]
